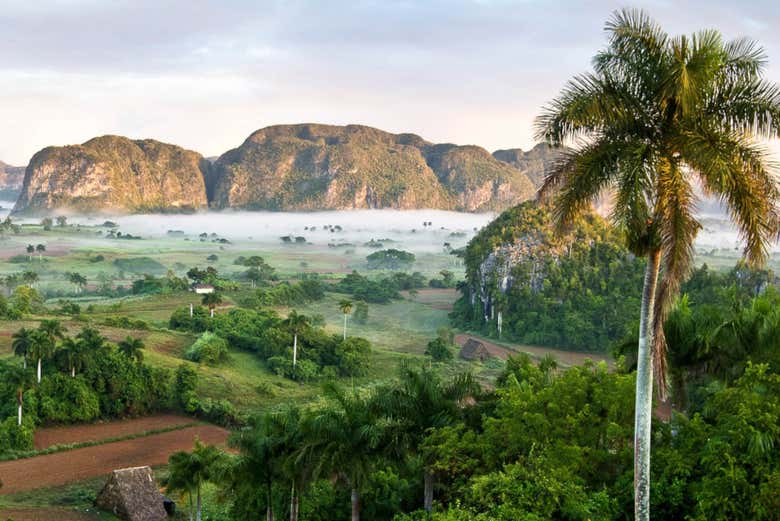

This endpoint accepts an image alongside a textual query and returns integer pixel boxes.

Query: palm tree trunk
[37,357,42,383]
[423,470,434,513]
[196,484,202,521]
[634,249,661,521]
[289,481,299,521]
[351,488,360,521]
[267,507,274,521]
[17,393,23,426]
[293,334,298,367]
[210,307,214,318]
[343,314,348,340]
[23,357,26,369]
[71,366,75,378]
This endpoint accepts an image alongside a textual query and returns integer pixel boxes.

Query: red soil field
[0,508,106,521]
[0,425,229,495]
[33,414,196,450]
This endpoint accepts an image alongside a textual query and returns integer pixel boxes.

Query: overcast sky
[1,0,779,165]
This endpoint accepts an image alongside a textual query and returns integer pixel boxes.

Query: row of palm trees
[7,321,144,425]
[166,365,477,521]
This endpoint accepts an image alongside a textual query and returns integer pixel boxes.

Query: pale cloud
[0,0,779,164]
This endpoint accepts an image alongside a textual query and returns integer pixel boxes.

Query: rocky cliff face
[13,136,209,214]
[492,143,562,188]
[210,124,537,212]
[0,161,26,200]
[13,124,557,214]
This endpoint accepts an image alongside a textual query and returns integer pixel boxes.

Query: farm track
[0,425,229,495]
[0,507,107,521]
[33,414,196,450]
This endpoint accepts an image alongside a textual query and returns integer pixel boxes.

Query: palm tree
[118,336,144,363]
[39,319,65,344]
[201,292,222,318]
[58,337,89,377]
[165,440,224,521]
[339,300,353,340]
[35,244,45,261]
[383,365,478,513]
[229,412,291,521]
[6,365,34,426]
[28,329,55,383]
[285,311,310,368]
[21,270,38,287]
[67,272,87,293]
[12,327,34,369]
[26,244,34,261]
[299,385,390,521]
[535,9,780,519]
[77,326,107,353]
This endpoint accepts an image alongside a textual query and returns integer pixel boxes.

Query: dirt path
[455,333,612,367]
[0,425,229,495]
[34,414,196,450]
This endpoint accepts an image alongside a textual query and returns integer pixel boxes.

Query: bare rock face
[13,136,209,214]
[492,143,562,189]
[209,124,537,212]
[95,466,167,521]
[0,161,26,199]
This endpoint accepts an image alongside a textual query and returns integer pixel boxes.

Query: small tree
[55,216,67,227]
[35,244,45,261]
[201,292,223,318]
[25,244,34,261]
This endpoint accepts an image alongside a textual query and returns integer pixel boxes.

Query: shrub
[35,375,100,423]
[185,332,229,365]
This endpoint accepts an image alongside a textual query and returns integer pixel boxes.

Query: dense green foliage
[452,201,645,351]
[334,271,426,303]
[170,306,371,381]
[366,249,416,270]
[0,326,176,456]
[185,332,230,365]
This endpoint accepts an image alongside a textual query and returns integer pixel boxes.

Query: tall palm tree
[25,244,34,261]
[35,244,45,261]
[118,336,145,363]
[229,412,290,521]
[201,292,223,318]
[285,311,310,368]
[58,337,89,377]
[165,440,224,521]
[28,329,55,383]
[39,319,65,344]
[535,9,780,519]
[383,365,478,513]
[12,327,34,369]
[22,270,38,287]
[338,300,353,340]
[299,385,391,521]
[6,365,34,426]
[67,272,87,293]
[77,326,106,353]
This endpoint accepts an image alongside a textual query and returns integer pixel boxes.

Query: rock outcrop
[492,143,562,189]
[13,124,559,214]
[209,124,537,212]
[0,161,26,200]
[13,136,209,214]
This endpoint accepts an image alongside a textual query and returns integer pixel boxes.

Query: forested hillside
[451,201,645,351]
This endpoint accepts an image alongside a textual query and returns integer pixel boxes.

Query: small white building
[193,284,215,294]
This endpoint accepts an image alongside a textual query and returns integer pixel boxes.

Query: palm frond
[678,128,780,264]
[651,160,701,397]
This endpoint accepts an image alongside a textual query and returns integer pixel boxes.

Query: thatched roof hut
[459,338,491,362]
[96,466,168,521]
